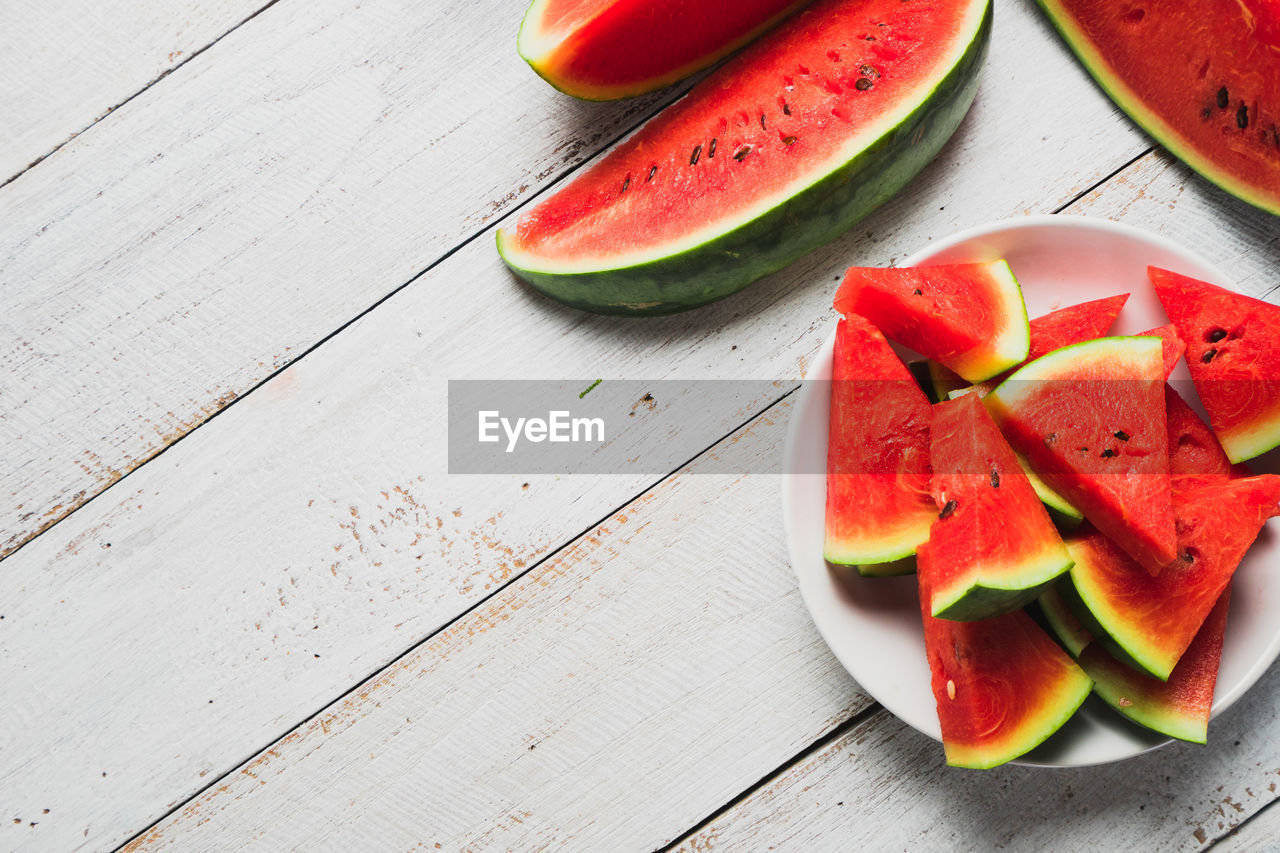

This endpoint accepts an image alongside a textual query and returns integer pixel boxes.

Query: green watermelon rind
[1037,580,1093,657]
[825,525,929,575]
[1078,643,1209,744]
[931,543,1074,622]
[1217,414,1280,467]
[1014,448,1084,525]
[1034,0,1280,217]
[497,1,993,316]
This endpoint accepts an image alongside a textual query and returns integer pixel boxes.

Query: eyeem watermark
[478,410,605,453]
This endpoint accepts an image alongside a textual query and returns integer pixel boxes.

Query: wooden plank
[0,0,1148,560]
[109,401,872,852]
[671,672,1280,853]
[1212,800,1280,851]
[0,0,268,184]
[0,0,676,561]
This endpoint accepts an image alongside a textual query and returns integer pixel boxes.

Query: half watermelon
[825,315,935,574]
[924,394,1073,620]
[498,0,992,314]
[1150,266,1280,463]
[1036,0,1280,215]
[517,0,810,100]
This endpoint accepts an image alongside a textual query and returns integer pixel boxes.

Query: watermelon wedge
[498,0,992,314]
[1035,0,1280,215]
[517,0,809,100]
[1141,323,1185,380]
[1149,266,1280,463]
[1080,589,1230,744]
[1165,384,1249,486]
[917,556,1092,768]
[935,292,1129,400]
[925,394,1074,620]
[1065,475,1280,680]
[825,315,934,574]
[985,336,1176,575]
[836,261,1029,383]
[1038,581,1093,657]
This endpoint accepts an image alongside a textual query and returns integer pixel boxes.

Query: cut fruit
[918,552,1092,769]
[825,315,934,574]
[1140,323,1185,380]
[938,293,1129,399]
[985,336,1176,574]
[836,261,1029,383]
[924,394,1074,621]
[1080,589,1230,744]
[1038,581,1093,657]
[499,0,993,314]
[1064,475,1280,680]
[517,0,809,100]
[1149,266,1280,463]
[1036,0,1280,215]
[1165,384,1250,487]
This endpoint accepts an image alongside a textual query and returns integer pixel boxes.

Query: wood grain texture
[0,0,268,184]
[115,402,872,852]
[672,672,1280,853]
[1213,799,1280,851]
[0,0,1148,562]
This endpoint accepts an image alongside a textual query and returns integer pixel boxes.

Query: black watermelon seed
[760,114,767,130]
[1218,87,1230,109]
[1202,348,1218,363]
[1045,432,1058,445]
[690,144,702,165]
[860,64,879,78]
[939,499,957,519]
[782,101,791,116]
[1238,103,1250,130]
[708,138,717,159]
[990,470,1000,489]
[1114,430,1130,441]
[1181,547,1199,564]
[647,165,657,182]
[912,288,923,295]
[1209,328,1227,342]
[782,135,797,146]
[621,175,630,193]
[855,78,873,91]
[733,145,752,161]
[1101,448,1116,458]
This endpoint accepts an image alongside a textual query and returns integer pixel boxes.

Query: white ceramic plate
[782,214,1280,767]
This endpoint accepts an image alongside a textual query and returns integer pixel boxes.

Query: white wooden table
[4,1,1280,850]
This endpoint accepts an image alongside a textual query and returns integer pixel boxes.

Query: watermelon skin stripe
[930,546,1073,622]
[498,1,992,315]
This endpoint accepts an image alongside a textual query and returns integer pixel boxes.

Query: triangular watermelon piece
[917,556,1091,769]
[925,394,1073,621]
[1149,266,1280,463]
[825,315,934,574]
[1165,384,1253,488]
[1079,588,1229,744]
[1141,323,1186,380]
[986,336,1176,574]
[936,293,1130,400]
[835,261,1030,383]
[1064,474,1280,680]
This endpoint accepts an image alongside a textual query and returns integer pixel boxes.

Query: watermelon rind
[1014,448,1083,526]
[1080,645,1209,744]
[497,0,993,315]
[825,523,929,574]
[1059,548,1165,679]
[931,543,1074,622]
[516,0,810,101]
[1038,580,1093,657]
[952,260,1030,383]
[1035,0,1280,217]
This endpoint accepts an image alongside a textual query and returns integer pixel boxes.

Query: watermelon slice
[924,394,1074,621]
[825,315,934,574]
[1165,384,1251,487]
[1141,323,1185,380]
[1149,266,1280,463]
[836,261,1029,383]
[985,336,1176,575]
[1038,581,1093,657]
[934,292,1129,400]
[1035,0,1280,215]
[1065,475,1280,680]
[1080,589,1230,744]
[517,0,809,100]
[917,554,1092,768]
[498,0,992,314]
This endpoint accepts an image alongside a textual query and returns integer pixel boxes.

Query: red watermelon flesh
[825,315,934,573]
[1035,0,1280,215]
[1066,474,1280,680]
[836,261,1029,383]
[1165,384,1252,487]
[925,394,1073,621]
[1140,323,1185,380]
[1149,266,1280,463]
[985,336,1176,575]
[518,0,810,100]
[917,553,1092,768]
[1079,588,1229,744]
[936,293,1129,399]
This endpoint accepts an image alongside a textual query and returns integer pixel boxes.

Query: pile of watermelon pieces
[825,259,1280,768]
